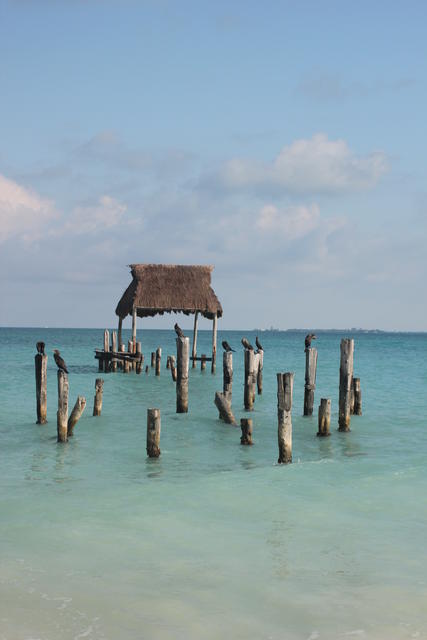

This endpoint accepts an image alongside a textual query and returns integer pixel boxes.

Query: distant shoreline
[0,326,426,334]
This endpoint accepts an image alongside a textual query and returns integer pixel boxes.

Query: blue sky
[1,0,426,330]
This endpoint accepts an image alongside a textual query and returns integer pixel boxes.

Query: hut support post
[176,336,190,413]
[147,408,161,458]
[111,331,117,372]
[104,329,110,372]
[211,313,217,373]
[192,311,199,369]
[57,370,69,443]
[132,307,137,346]
[67,396,86,437]
[303,347,318,416]
[35,353,48,424]
[118,317,123,350]
[338,338,354,432]
[93,378,104,416]
[277,372,294,464]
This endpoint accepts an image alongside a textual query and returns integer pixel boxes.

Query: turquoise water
[1,327,426,639]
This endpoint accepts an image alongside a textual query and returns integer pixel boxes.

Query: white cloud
[256,203,320,239]
[214,134,388,194]
[0,173,57,244]
[65,195,127,234]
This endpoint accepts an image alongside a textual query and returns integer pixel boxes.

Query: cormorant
[255,336,264,352]
[36,341,45,355]
[174,323,185,338]
[53,349,68,373]
[221,340,235,352]
[305,334,317,349]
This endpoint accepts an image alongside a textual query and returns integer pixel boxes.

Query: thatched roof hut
[115,264,222,320]
[115,264,222,372]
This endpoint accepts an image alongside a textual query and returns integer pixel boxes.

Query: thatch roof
[115,264,223,320]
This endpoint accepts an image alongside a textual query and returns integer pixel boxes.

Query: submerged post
[277,372,294,464]
[200,354,207,371]
[176,336,190,413]
[303,347,318,416]
[146,408,161,458]
[211,313,217,373]
[67,396,86,437]
[93,378,104,416]
[240,418,253,445]
[223,351,233,403]
[353,378,362,415]
[35,352,48,424]
[338,338,354,432]
[317,398,331,437]
[57,370,69,443]
[257,349,264,395]
[151,352,156,368]
[214,391,236,425]
[155,347,162,376]
[192,311,199,369]
[244,349,255,411]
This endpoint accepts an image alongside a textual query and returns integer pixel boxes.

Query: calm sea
[1,327,426,639]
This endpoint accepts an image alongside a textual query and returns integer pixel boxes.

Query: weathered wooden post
[244,349,255,411]
[146,408,161,458]
[176,336,190,413]
[277,372,294,464]
[111,331,117,372]
[192,311,199,369]
[166,355,171,369]
[240,418,253,445]
[128,339,134,371]
[151,351,156,368]
[353,378,362,415]
[338,338,354,432]
[132,307,137,348]
[317,398,331,437]
[103,329,110,372]
[223,351,233,403]
[214,391,236,424]
[252,352,260,405]
[93,378,104,416]
[35,351,48,424]
[118,317,123,350]
[211,313,217,373]
[155,347,162,376]
[170,355,177,381]
[136,341,142,374]
[200,354,207,371]
[145,365,149,374]
[119,343,125,371]
[303,347,318,416]
[256,349,264,395]
[57,370,69,443]
[67,396,86,437]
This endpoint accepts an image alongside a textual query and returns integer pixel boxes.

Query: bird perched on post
[241,337,254,351]
[255,336,264,352]
[305,334,317,350]
[174,323,185,338]
[36,341,45,355]
[221,340,235,353]
[53,349,68,373]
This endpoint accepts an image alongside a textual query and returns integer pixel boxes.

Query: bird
[174,323,185,338]
[305,334,317,349]
[222,340,235,352]
[241,337,254,350]
[255,336,264,352]
[36,341,45,355]
[53,349,69,373]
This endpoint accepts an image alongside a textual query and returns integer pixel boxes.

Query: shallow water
[1,328,426,639]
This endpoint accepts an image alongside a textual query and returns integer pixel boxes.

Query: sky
[0,0,426,330]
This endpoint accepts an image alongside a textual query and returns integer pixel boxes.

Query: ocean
[1,327,426,639]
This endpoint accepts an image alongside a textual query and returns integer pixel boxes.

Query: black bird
[174,323,185,338]
[255,336,264,352]
[305,334,317,349]
[221,340,235,353]
[36,341,45,355]
[53,349,69,373]
[241,337,254,351]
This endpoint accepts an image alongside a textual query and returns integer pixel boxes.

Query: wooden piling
[317,398,331,437]
[146,408,161,458]
[214,391,236,425]
[136,341,142,374]
[119,343,125,371]
[170,355,177,381]
[151,352,156,368]
[256,349,264,395]
[57,370,69,443]
[240,418,253,445]
[176,336,190,413]
[192,311,199,369]
[93,378,104,416]
[145,365,149,374]
[353,378,362,415]
[223,351,233,403]
[338,338,354,432]
[277,372,294,464]
[166,355,171,369]
[118,317,123,350]
[128,340,135,371]
[35,353,48,424]
[303,347,318,416]
[244,349,255,411]
[111,331,117,372]
[67,396,86,437]
[155,347,162,376]
[200,354,207,371]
